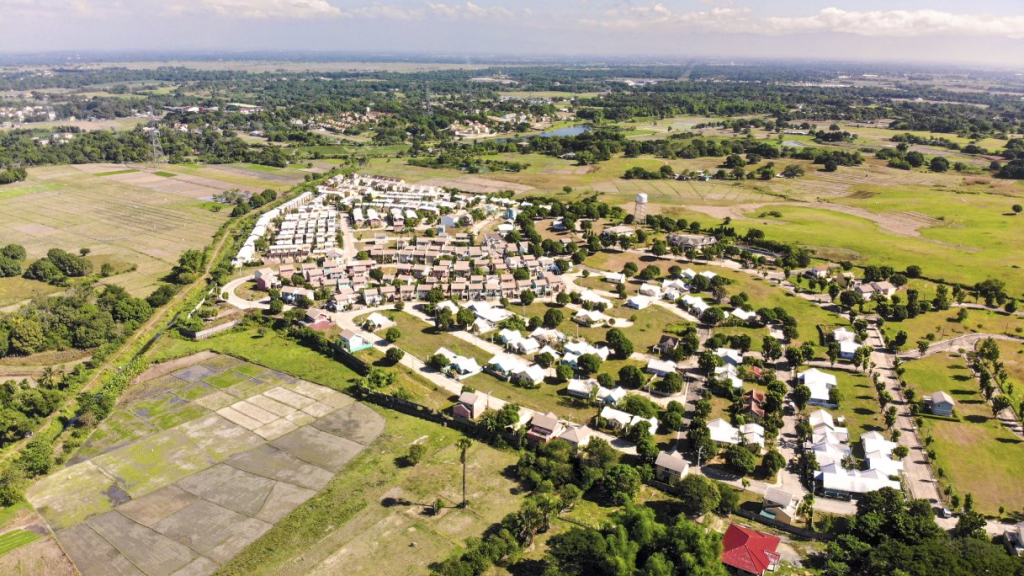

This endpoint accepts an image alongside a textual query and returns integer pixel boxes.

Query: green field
[153,171,177,178]
[0,529,41,556]
[901,352,1024,515]
[95,169,140,176]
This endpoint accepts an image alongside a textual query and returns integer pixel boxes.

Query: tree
[556,292,571,305]
[406,443,427,466]
[725,444,758,476]
[543,308,564,328]
[576,353,602,376]
[930,156,950,172]
[605,328,634,359]
[618,365,645,389]
[955,510,987,539]
[382,327,401,343]
[556,364,573,382]
[604,464,641,505]
[700,307,725,326]
[762,336,783,364]
[520,290,535,306]
[762,449,786,477]
[828,387,844,408]
[656,372,683,394]
[385,347,405,364]
[677,474,721,517]
[456,307,475,327]
[1013,204,1023,214]
[456,437,472,508]
[792,385,811,411]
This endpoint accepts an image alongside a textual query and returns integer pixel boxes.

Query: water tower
[634,193,648,224]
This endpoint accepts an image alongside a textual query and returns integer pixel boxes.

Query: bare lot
[25,353,384,576]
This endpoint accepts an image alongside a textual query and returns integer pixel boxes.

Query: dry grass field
[0,164,237,303]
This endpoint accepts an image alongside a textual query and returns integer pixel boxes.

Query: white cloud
[425,1,511,19]
[582,4,750,30]
[768,9,1024,39]
[582,5,1024,39]
[168,0,342,18]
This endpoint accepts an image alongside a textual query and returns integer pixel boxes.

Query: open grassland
[901,352,1024,515]
[0,165,229,300]
[882,307,1024,344]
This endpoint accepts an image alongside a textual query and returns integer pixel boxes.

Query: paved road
[867,326,943,506]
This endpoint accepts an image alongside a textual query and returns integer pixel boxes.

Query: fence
[179,320,241,341]
[733,508,831,541]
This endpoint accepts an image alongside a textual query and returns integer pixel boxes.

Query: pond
[494,124,590,143]
[537,125,590,137]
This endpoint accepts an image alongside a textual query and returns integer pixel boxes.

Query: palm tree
[456,437,472,508]
[39,366,55,389]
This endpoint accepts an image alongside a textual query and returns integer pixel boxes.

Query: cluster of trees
[544,504,728,576]
[229,188,278,217]
[23,248,93,285]
[0,166,27,185]
[0,284,152,358]
[820,488,1023,575]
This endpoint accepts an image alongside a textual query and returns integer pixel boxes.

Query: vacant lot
[0,165,229,301]
[901,352,1024,515]
[25,353,384,576]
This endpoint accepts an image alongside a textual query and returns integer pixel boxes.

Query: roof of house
[458,392,480,406]
[932,391,956,405]
[721,524,781,576]
[655,451,690,474]
[763,487,795,509]
[530,412,560,432]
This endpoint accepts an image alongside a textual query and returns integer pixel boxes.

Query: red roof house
[721,524,781,575]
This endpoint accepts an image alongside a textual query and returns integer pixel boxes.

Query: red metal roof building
[721,524,781,575]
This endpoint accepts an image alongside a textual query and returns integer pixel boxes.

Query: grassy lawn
[149,329,364,391]
[153,171,176,178]
[829,370,885,444]
[901,352,1024,515]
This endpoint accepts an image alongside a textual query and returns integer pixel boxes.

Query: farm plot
[0,165,228,299]
[25,353,385,576]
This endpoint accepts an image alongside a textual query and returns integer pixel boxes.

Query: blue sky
[2,1,1024,66]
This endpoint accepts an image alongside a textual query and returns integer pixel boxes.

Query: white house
[579,290,613,309]
[604,272,626,284]
[930,391,956,416]
[655,451,690,483]
[717,348,744,366]
[639,283,661,298]
[800,368,838,407]
[626,295,651,310]
[646,358,677,377]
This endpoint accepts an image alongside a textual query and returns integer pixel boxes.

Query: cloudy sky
[2,0,1024,66]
